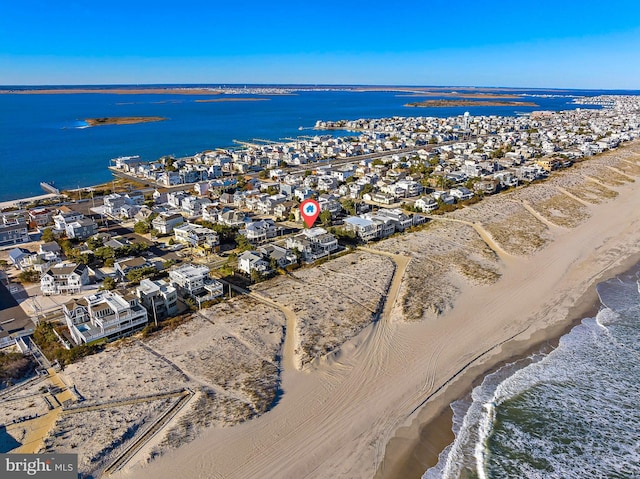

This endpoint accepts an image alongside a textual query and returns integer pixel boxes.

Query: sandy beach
[95,141,640,479]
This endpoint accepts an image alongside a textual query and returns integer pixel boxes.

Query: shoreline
[376,249,640,479]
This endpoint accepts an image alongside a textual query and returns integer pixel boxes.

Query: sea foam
[425,270,640,479]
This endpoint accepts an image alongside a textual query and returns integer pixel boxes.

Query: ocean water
[1,85,628,202]
[425,268,640,479]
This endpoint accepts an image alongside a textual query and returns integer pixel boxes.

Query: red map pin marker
[299,198,320,228]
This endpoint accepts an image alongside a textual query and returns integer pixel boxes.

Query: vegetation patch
[0,351,36,388]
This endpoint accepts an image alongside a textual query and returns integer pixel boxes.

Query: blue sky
[1,0,639,88]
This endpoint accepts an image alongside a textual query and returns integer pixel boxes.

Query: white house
[238,251,271,276]
[152,212,185,235]
[65,217,97,240]
[241,219,277,244]
[432,190,456,205]
[168,263,223,303]
[182,196,211,217]
[103,193,126,217]
[40,263,90,295]
[450,187,474,201]
[52,211,83,231]
[174,223,220,250]
[286,227,339,262]
[374,208,413,231]
[257,244,297,269]
[343,216,379,242]
[415,196,438,212]
[136,278,178,320]
[396,179,423,197]
[63,290,148,345]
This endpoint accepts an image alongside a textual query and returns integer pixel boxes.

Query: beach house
[237,251,271,276]
[136,278,178,320]
[151,212,184,235]
[63,290,149,345]
[241,219,278,244]
[168,263,223,304]
[285,227,339,262]
[40,263,90,295]
[0,216,30,247]
[174,223,220,250]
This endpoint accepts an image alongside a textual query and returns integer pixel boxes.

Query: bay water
[0,85,625,201]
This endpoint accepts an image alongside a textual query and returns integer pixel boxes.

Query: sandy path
[422,215,514,263]
[519,200,565,230]
[247,291,301,371]
[555,186,593,207]
[114,145,640,479]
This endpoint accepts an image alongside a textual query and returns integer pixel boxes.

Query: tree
[18,270,40,284]
[250,269,266,283]
[125,266,157,285]
[437,176,454,190]
[134,221,150,234]
[361,184,374,195]
[235,234,252,252]
[86,236,103,251]
[330,227,359,245]
[184,297,197,311]
[93,246,116,265]
[211,223,237,243]
[319,209,332,226]
[341,199,356,216]
[101,277,116,290]
[76,252,92,265]
[162,259,176,270]
[268,256,279,272]
[41,227,55,243]
[163,156,177,172]
[58,239,74,257]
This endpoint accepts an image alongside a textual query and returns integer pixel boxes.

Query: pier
[40,181,60,195]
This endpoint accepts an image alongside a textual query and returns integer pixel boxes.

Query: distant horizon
[2,83,640,92]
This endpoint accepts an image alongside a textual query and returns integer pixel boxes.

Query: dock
[40,181,60,195]
[233,139,260,148]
